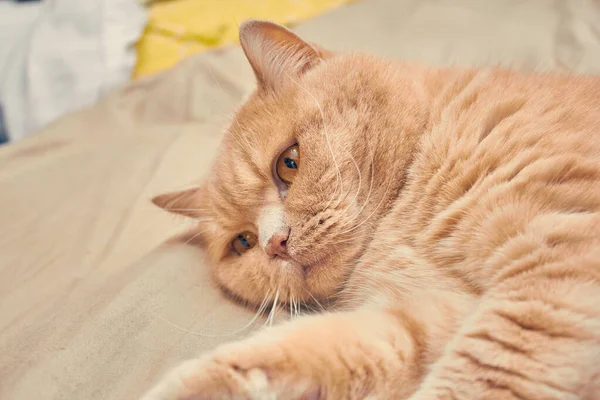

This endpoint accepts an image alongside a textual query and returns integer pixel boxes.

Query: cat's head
[153,20,428,308]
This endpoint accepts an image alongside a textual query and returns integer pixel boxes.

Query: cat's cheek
[212,253,275,308]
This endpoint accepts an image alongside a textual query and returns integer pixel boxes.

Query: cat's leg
[408,252,600,400]
[141,308,426,400]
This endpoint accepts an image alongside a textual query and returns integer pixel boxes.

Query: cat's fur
[144,20,600,400]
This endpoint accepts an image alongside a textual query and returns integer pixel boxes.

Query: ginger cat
[144,20,600,400]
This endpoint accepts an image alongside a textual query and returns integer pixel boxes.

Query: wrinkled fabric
[0,0,146,142]
[0,105,7,145]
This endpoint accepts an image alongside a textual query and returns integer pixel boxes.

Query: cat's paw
[141,310,412,400]
[141,339,320,400]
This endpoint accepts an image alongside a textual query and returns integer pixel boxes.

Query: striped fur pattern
[146,20,600,400]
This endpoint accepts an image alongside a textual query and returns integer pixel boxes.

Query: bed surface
[2,0,600,399]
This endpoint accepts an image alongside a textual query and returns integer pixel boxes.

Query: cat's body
[145,21,600,400]
[342,65,600,398]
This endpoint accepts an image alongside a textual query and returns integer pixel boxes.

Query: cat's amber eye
[232,231,258,255]
[276,144,300,184]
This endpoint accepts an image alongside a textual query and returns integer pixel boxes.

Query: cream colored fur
[146,20,600,400]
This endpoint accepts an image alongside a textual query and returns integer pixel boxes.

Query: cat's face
[154,21,428,308]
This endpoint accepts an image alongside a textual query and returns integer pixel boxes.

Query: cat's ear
[239,20,330,91]
[152,187,202,219]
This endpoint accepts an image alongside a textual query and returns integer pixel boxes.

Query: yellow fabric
[133,0,358,79]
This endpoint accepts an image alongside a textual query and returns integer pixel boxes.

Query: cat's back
[422,67,600,161]
[373,66,600,293]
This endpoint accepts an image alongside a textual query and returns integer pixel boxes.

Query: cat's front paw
[141,310,416,400]
[141,339,320,400]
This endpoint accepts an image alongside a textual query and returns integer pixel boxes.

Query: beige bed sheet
[1,0,600,399]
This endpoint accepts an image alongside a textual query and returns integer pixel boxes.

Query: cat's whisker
[183,227,214,245]
[163,211,215,219]
[265,289,280,327]
[331,157,357,210]
[224,290,273,334]
[303,287,326,313]
[293,296,299,318]
[329,216,381,247]
[284,71,344,213]
[288,294,299,320]
[327,235,361,247]
[301,300,320,314]
[323,178,341,211]
[228,111,260,161]
[322,150,344,211]
[162,207,212,213]
[324,159,346,212]
[266,305,280,327]
[340,143,375,229]
[338,174,393,238]
[337,153,363,218]
[323,234,359,260]
[155,290,272,338]
[229,133,251,155]
[230,124,259,162]
[296,297,302,317]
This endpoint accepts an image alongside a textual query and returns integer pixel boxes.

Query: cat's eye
[276,144,300,184]
[232,231,257,255]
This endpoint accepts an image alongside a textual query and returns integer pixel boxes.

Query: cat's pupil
[238,235,250,248]
[284,158,297,169]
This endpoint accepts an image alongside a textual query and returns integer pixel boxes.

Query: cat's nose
[265,231,290,260]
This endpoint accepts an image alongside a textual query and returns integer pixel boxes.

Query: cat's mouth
[280,258,317,278]
[285,242,338,280]
[277,254,321,279]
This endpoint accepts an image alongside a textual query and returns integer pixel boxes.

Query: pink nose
[265,232,290,260]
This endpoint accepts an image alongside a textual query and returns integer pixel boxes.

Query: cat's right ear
[239,19,330,92]
[152,187,202,219]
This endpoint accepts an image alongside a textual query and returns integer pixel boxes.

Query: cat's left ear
[152,187,202,219]
[239,19,331,91]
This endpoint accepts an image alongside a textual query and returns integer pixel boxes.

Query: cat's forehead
[204,57,383,227]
